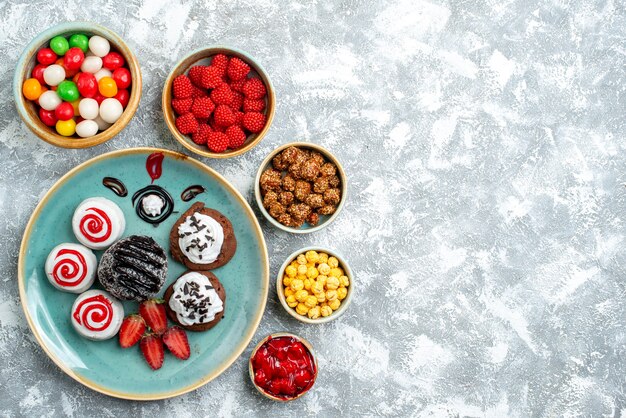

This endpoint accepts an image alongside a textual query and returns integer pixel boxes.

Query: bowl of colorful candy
[162,46,275,158]
[276,247,354,324]
[14,22,141,148]
[249,332,317,402]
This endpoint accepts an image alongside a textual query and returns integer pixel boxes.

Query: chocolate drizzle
[132,185,174,225]
[102,177,128,197]
[181,185,205,202]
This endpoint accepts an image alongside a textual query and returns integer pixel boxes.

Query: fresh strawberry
[230,91,244,111]
[227,57,250,81]
[140,333,164,370]
[226,125,246,149]
[242,78,266,99]
[191,85,207,98]
[210,83,233,106]
[162,326,190,360]
[192,124,211,145]
[175,113,199,135]
[171,98,193,115]
[191,97,215,119]
[243,98,265,112]
[242,112,266,133]
[118,314,145,348]
[206,131,229,153]
[213,105,236,127]
[200,66,224,89]
[188,65,207,87]
[230,78,246,93]
[211,54,229,76]
[139,299,168,335]
[172,75,193,99]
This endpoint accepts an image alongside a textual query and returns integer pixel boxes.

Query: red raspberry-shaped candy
[226,125,247,149]
[191,85,207,98]
[213,105,236,127]
[243,98,265,112]
[242,112,266,133]
[227,57,250,81]
[230,78,246,93]
[173,75,193,99]
[192,124,212,145]
[242,78,266,99]
[233,111,244,127]
[231,91,244,111]
[206,131,229,152]
[210,84,233,106]
[188,65,207,87]
[200,66,223,89]
[191,97,215,119]
[175,113,198,134]
[211,54,229,76]
[172,98,193,115]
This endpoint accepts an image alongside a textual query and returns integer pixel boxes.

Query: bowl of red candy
[249,332,317,402]
[14,21,142,148]
[162,46,275,158]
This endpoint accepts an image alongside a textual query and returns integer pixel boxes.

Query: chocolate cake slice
[97,235,168,301]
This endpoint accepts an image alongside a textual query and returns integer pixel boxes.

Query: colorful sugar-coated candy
[69,34,89,52]
[50,36,69,56]
[55,58,78,78]
[57,80,79,102]
[31,64,47,85]
[114,89,129,108]
[56,118,76,136]
[22,78,42,100]
[102,52,124,70]
[75,120,99,137]
[43,64,65,86]
[99,98,123,123]
[94,68,112,81]
[70,99,81,115]
[98,77,117,97]
[39,108,58,126]
[92,92,106,105]
[64,47,85,71]
[75,72,97,97]
[93,115,112,131]
[39,90,62,111]
[81,56,102,74]
[55,102,74,121]
[78,98,99,120]
[88,36,110,57]
[37,48,57,65]
[112,68,131,89]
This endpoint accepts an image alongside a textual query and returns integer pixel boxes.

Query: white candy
[99,98,123,123]
[76,120,99,138]
[88,35,110,57]
[94,68,112,81]
[43,64,66,86]
[81,56,102,73]
[38,90,62,111]
[93,115,112,131]
[78,98,99,120]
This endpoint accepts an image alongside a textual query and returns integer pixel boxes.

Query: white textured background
[1,0,626,416]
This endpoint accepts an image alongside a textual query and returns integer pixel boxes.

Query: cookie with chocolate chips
[169,202,237,270]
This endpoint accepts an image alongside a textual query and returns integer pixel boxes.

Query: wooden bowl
[276,246,354,324]
[13,21,142,149]
[248,332,318,401]
[254,142,347,234]
[162,46,275,158]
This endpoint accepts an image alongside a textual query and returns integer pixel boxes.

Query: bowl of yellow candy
[276,247,353,324]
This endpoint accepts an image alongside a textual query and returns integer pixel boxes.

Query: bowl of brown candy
[254,142,346,234]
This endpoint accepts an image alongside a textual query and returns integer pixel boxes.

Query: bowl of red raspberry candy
[162,46,275,158]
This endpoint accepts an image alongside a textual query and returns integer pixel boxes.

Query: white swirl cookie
[71,289,124,340]
[45,243,97,293]
[72,197,125,250]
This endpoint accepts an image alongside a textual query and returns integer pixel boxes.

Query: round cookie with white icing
[164,271,226,332]
[72,197,125,250]
[71,289,124,340]
[169,202,237,270]
[45,243,97,293]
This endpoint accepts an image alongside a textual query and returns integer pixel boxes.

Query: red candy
[102,52,125,70]
[39,108,58,126]
[37,48,57,65]
[112,67,131,89]
[31,64,47,85]
[93,92,106,105]
[76,72,98,98]
[64,47,85,71]
[55,102,74,121]
[114,89,129,108]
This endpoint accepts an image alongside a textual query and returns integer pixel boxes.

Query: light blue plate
[18,148,269,400]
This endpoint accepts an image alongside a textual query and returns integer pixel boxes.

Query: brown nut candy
[318,205,337,215]
[294,180,312,201]
[278,213,295,227]
[282,175,296,192]
[279,191,295,206]
[328,175,340,188]
[289,203,312,222]
[263,190,279,208]
[305,193,325,208]
[268,202,286,218]
[324,188,341,205]
[306,212,320,226]
[300,159,320,181]
[288,162,303,179]
[309,151,326,167]
[272,154,289,171]
[294,149,310,165]
[313,176,329,194]
[320,162,337,178]
[260,168,282,192]
[281,146,301,165]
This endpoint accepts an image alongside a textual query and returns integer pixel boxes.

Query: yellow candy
[320,305,333,317]
[55,119,76,136]
[316,291,326,303]
[317,263,331,275]
[317,275,327,286]
[285,265,297,278]
[295,289,309,302]
[22,78,42,100]
[286,295,298,308]
[283,276,292,287]
[297,264,308,275]
[326,290,338,301]
[308,306,321,319]
[70,99,80,115]
[284,287,294,297]
[311,281,324,294]
[339,275,350,287]
[326,276,340,290]
[290,261,298,268]
[306,266,319,279]
[304,279,311,290]
[330,268,342,278]
[296,254,307,264]
[318,253,329,264]
[337,287,348,300]
[305,250,319,263]
[306,262,315,269]
[296,303,309,315]
[328,257,339,268]
[98,76,118,97]
[290,279,304,291]
[329,299,341,310]
[304,295,318,308]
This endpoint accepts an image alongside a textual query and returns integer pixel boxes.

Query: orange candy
[22,78,42,100]
[98,76,117,97]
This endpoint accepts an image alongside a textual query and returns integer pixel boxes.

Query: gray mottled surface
[1,0,625,416]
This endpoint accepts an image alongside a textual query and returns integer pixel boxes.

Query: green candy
[57,81,79,102]
[69,34,89,52]
[50,35,69,55]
